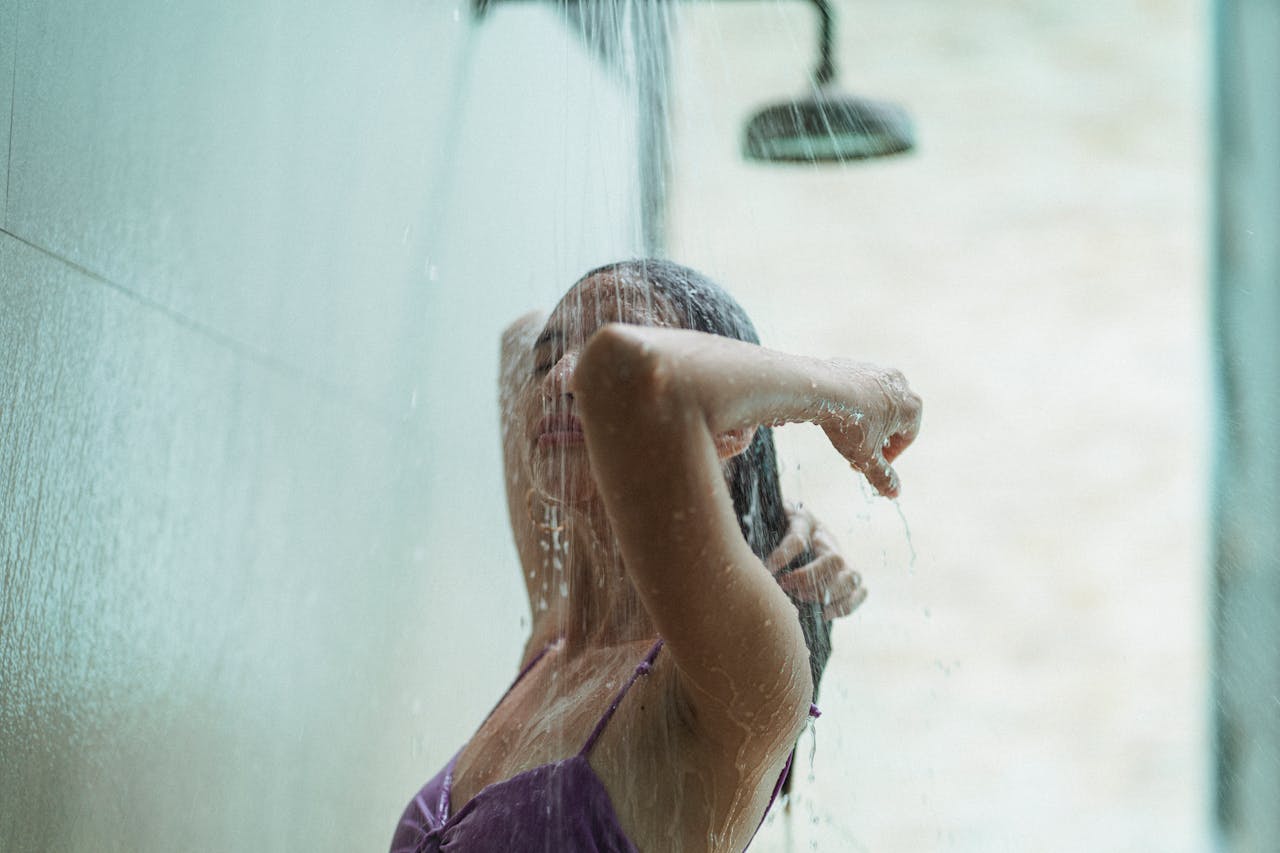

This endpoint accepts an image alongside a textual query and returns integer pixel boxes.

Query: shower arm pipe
[473,0,836,87]
[802,0,836,86]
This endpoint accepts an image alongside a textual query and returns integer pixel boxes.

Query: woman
[391,260,922,852]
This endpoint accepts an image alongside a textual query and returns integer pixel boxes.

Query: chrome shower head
[743,89,914,163]
[473,0,916,165]
[742,0,915,164]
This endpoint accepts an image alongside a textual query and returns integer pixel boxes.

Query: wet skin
[522,274,683,506]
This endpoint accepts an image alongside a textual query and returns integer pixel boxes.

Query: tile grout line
[0,226,413,432]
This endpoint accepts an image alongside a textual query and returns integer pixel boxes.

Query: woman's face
[523,272,679,505]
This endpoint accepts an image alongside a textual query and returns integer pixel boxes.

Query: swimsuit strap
[579,638,665,757]
[745,703,822,848]
[764,705,821,809]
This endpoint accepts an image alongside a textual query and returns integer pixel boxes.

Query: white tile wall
[8,1,454,412]
[1,232,422,847]
[1,0,15,216]
[0,2,640,849]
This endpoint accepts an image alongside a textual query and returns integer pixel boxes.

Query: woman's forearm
[575,323,919,498]
[621,326,858,433]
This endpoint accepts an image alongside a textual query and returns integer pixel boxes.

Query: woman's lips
[535,414,585,448]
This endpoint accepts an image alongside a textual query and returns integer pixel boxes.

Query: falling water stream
[0,1,1218,851]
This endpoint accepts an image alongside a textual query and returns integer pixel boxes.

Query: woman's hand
[766,503,866,620]
[818,362,922,499]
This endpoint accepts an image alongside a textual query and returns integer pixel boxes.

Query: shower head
[742,89,914,163]
[473,0,916,165]
[742,0,915,164]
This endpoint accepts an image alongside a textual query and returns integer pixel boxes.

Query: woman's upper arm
[572,325,812,752]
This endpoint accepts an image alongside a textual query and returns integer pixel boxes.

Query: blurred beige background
[666,1,1209,850]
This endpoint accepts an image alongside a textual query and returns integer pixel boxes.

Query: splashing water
[892,499,918,571]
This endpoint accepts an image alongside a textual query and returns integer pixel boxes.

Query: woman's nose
[543,349,580,399]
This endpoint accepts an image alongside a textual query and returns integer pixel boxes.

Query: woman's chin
[530,463,597,507]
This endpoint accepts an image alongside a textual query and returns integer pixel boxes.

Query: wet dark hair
[578,259,833,709]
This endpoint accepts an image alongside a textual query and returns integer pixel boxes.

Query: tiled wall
[2,0,15,211]
[0,2,639,849]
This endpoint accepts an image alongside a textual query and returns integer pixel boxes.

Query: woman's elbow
[573,323,678,415]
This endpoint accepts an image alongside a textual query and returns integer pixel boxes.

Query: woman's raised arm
[571,324,921,756]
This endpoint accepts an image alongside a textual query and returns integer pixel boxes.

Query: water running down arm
[501,312,874,666]
[571,324,921,756]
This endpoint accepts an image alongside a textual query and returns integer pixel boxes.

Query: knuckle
[788,563,813,578]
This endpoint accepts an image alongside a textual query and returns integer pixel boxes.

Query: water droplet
[559,581,568,597]
[893,500,918,570]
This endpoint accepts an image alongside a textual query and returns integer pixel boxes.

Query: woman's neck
[532,502,656,652]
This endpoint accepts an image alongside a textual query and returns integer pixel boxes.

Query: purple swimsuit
[390,638,817,852]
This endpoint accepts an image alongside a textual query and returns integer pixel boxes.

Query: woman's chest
[450,664,663,801]
[444,665,779,851]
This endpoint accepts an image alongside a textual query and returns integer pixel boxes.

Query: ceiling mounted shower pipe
[473,0,913,165]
